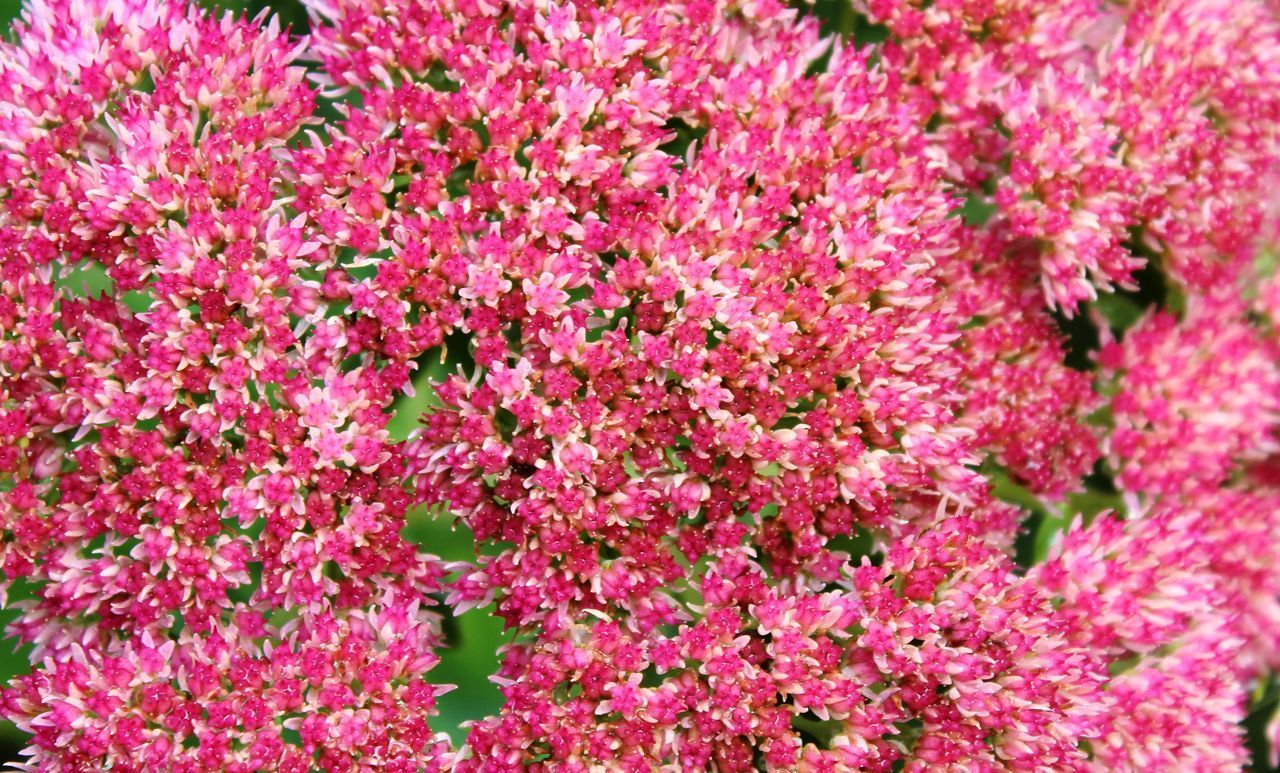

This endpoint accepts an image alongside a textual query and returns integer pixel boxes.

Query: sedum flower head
[0,0,1278,769]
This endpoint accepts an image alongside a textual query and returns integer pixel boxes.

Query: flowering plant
[1,0,1279,769]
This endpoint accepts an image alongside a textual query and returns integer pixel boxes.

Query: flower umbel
[1,0,1279,769]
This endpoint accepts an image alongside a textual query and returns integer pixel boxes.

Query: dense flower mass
[0,0,1278,768]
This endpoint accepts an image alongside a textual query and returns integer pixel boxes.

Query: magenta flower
[1,0,1279,769]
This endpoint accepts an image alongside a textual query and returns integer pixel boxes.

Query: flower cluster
[0,0,452,768]
[0,0,1278,769]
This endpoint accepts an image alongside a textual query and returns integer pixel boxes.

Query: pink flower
[2,0,1280,768]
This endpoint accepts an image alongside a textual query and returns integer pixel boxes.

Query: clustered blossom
[0,0,452,768]
[1098,291,1280,497]
[0,0,1278,769]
